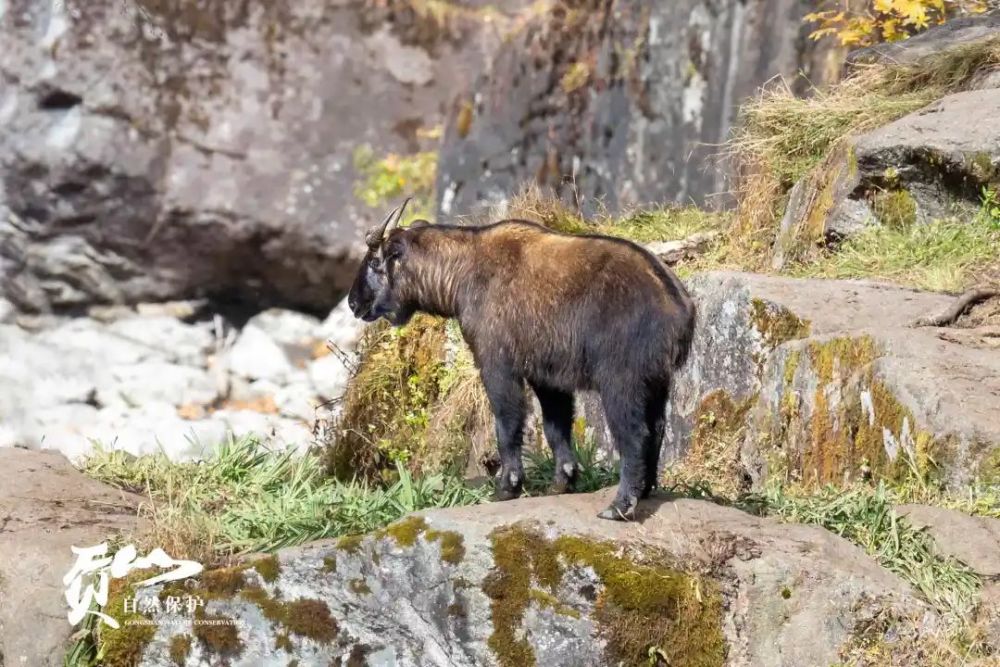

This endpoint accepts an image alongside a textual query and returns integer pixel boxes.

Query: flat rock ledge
[123,490,930,667]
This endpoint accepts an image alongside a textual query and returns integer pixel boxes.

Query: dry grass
[725,36,1000,269]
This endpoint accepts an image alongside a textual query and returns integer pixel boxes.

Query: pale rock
[308,353,352,401]
[95,361,219,409]
[226,324,294,383]
[245,308,323,348]
[318,297,366,354]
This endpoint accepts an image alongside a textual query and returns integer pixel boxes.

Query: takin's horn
[364,197,412,250]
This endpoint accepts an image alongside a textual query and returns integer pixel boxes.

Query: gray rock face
[0,447,142,667]
[846,13,1000,69]
[128,490,928,667]
[435,0,841,217]
[0,0,518,314]
[664,272,1000,488]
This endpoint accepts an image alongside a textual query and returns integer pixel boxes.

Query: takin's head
[348,199,428,326]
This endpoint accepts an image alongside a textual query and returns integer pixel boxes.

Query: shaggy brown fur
[349,215,695,520]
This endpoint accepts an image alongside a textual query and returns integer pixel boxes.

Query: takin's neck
[403,236,478,320]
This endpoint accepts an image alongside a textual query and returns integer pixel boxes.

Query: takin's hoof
[492,483,523,502]
[596,502,637,522]
[546,480,573,495]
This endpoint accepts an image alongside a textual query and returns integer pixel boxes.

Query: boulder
[119,490,928,667]
[435,0,843,217]
[664,272,1000,489]
[0,447,142,667]
[846,13,1000,70]
[773,56,1000,261]
[0,0,524,314]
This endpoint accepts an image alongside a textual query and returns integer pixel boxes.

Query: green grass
[523,436,619,496]
[742,481,982,619]
[82,436,491,563]
[796,217,1000,292]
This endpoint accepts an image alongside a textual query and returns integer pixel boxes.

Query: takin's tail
[672,295,696,371]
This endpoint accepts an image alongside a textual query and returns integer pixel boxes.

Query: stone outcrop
[0,447,142,667]
[0,0,525,314]
[435,0,843,218]
[117,490,930,667]
[772,28,1000,262]
[663,272,1000,489]
[0,298,364,461]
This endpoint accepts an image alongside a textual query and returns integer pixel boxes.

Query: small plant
[522,430,619,495]
[978,185,1000,229]
[352,144,437,218]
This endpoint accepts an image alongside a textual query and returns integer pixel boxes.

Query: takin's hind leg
[596,384,648,521]
[530,382,578,495]
[642,379,670,499]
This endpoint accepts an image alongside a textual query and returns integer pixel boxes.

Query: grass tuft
[81,436,490,566]
[725,36,1000,268]
[796,217,1000,292]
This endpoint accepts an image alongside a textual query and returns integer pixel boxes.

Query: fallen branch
[911,288,999,328]
[645,231,719,265]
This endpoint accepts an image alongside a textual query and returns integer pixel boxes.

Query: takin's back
[460,221,695,384]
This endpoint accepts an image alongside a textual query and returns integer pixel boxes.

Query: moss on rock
[240,588,339,642]
[97,577,156,667]
[168,634,191,665]
[192,607,243,657]
[483,524,726,667]
[871,188,918,228]
[425,527,466,565]
[751,299,811,349]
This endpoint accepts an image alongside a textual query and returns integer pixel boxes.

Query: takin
[348,200,696,520]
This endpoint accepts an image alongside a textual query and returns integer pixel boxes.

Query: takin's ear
[407,219,432,229]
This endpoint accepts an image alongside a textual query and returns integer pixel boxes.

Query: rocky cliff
[435,0,843,217]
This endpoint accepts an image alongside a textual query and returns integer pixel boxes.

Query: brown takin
[348,200,696,520]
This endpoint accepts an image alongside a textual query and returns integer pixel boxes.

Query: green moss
[276,632,293,652]
[349,578,372,595]
[981,447,1000,485]
[323,555,338,573]
[168,634,191,666]
[193,608,242,657]
[240,588,339,642]
[751,299,811,349]
[783,348,802,386]
[528,588,581,619]
[786,336,940,486]
[483,524,725,667]
[968,152,996,183]
[556,535,725,667]
[253,555,281,583]
[97,578,156,667]
[380,516,428,547]
[198,565,247,596]
[425,528,466,565]
[336,534,365,554]
[872,188,917,228]
[781,587,792,600]
[670,390,753,496]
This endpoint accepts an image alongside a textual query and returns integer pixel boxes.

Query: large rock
[0,0,526,314]
[847,13,1000,70]
[435,0,843,217]
[0,447,142,666]
[121,490,928,667]
[665,272,1000,489]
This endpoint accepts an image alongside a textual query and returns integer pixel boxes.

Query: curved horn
[365,205,399,249]
[385,197,411,236]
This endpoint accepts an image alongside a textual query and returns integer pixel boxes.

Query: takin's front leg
[481,365,527,501]
[530,381,578,495]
